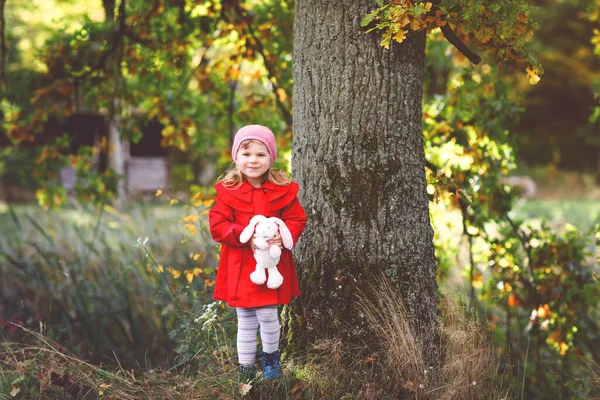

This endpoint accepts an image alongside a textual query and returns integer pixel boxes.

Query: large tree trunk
[289,0,439,366]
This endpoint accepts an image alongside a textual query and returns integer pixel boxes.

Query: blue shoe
[260,351,281,380]
[238,364,257,384]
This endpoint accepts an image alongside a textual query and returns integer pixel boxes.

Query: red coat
[209,180,307,308]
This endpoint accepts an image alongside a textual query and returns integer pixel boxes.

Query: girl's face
[235,140,271,187]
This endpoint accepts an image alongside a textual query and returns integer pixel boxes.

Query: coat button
[263,188,267,193]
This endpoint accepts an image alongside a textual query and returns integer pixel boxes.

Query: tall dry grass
[306,278,510,399]
[583,358,600,400]
[435,291,510,400]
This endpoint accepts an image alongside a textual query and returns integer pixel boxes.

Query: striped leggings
[236,306,280,366]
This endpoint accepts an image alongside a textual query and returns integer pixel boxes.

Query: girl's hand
[273,232,284,250]
[248,235,257,250]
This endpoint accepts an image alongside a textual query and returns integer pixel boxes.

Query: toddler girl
[208,125,306,382]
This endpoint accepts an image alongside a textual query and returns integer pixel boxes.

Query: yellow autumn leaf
[193,267,203,275]
[410,18,424,31]
[185,270,194,283]
[395,13,410,28]
[183,215,201,223]
[592,29,600,54]
[526,66,540,85]
[185,223,197,235]
[203,199,215,207]
[36,146,49,164]
[475,26,494,44]
[155,189,163,197]
[392,28,408,44]
[559,341,568,356]
[69,154,81,168]
[191,192,203,206]
[276,87,287,102]
[168,268,181,279]
[170,199,179,206]
[157,265,164,273]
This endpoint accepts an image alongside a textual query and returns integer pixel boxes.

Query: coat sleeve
[208,196,247,247]
[280,196,307,246]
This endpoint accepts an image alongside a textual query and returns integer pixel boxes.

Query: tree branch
[429,0,481,65]
[103,0,116,21]
[425,160,440,176]
[70,21,125,82]
[440,24,481,65]
[505,214,535,280]
[0,0,7,90]
[108,0,127,119]
[177,0,186,28]
[238,11,293,127]
[118,0,126,38]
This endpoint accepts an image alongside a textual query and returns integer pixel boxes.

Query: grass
[1,197,598,399]
[512,199,600,231]
[352,280,509,400]
[0,325,239,399]
[1,285,510,399]
[0,199,218,370]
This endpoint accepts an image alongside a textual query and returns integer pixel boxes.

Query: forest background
[0,0,599,399]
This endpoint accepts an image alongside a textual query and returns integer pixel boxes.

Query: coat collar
[215,180,288,204]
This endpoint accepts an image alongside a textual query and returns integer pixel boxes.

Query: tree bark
[289,0,439,366]
[107,0,126,207]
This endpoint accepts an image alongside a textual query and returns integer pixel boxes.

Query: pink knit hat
[231,125,277,165]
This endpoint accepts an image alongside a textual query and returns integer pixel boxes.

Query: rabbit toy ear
[240,215,266,243]
[269,217,294,250]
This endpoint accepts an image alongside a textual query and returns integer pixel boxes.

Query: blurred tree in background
[514,0,600,171]
[1,0,598,203]
[1,0,293,207]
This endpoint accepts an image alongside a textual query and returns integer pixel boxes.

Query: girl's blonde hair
[220,139,292,189]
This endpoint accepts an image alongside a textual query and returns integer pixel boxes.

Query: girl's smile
[235,141,271,187]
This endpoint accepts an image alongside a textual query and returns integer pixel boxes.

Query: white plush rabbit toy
[239,215,294,289]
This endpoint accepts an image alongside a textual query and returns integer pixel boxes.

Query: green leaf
[361,10,379,27]
[489,3,501,12]
[361,5,389,27]
[380,30,392,49]
[411,3,427,16]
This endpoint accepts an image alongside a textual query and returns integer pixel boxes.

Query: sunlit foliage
[362,0,542,79]
[2,0,293,206]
